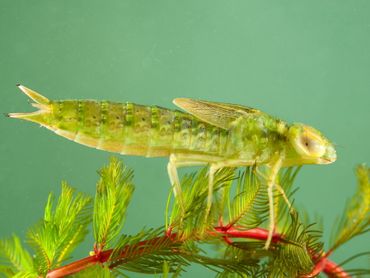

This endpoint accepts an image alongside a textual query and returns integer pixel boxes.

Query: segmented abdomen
[51,100,229,158]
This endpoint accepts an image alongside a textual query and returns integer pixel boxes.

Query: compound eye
[300,136,326,157]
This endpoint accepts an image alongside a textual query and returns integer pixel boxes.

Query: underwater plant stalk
[46,227,349,278]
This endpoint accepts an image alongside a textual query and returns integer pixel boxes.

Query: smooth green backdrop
[0,1,369,276]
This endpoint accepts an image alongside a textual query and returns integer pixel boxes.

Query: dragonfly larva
[8,85,337,248]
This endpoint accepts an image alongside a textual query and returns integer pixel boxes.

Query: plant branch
[46,226,350,278]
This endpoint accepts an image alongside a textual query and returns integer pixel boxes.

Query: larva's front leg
[264,154,284,249]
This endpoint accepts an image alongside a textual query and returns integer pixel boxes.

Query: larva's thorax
[226,114,289,164]
[47,100,230,158]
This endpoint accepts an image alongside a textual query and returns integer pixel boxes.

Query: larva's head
[287,123,336,165]
[7,85,53,128]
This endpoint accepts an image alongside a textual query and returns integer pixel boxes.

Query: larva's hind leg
[167,155,185,213]
[167,154,207,216]
[204,164,221,224]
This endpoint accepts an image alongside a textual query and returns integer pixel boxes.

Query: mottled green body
[9,86,336,167]
[19,98,289,166]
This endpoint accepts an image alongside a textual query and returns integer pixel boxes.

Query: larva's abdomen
[50,100,228,158]
[52,100,102,149]
[52,100,146,155]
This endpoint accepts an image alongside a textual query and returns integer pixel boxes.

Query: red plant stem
[46,252,108,278]
[46,235,177,278]
[46,227,350,278]
[213,226,283,242]
[323,259,351,278]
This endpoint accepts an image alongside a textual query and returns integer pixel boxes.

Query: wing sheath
[173,98,261,129]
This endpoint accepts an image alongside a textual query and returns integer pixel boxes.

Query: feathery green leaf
[70,265,117,278]
[269,212,320,277]
[93,157,134,250]
[227,167,269,229]
[167,167,235,239]
[27,182,92,275]
[110,228,187,275]
[11,272,38,278]
[182,250,259,276]
[0,235,34,277]
[330,164,370,251]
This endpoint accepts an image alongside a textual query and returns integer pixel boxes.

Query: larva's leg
[275,182,292,210]
[205,164,218,221]
[265,155,283,249]
[167,154,207,215]
[255,168,292,213]
[167,155,185,213]
[266,178,275,249]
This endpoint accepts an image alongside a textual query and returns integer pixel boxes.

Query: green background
[0,0,369,276]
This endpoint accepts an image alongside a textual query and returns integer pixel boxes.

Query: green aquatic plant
[0,158,369,277]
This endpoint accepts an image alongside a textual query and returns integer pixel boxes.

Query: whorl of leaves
[330,164,370,251]
[70,265,115,278]
[0,235,34,277]
[0,159,368,277]
[111,228,187,275]
[226,166,269,229]
[27,183,92,275]
[269,212,321,277]
[166,167,235,239]
[93,157,134,250]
